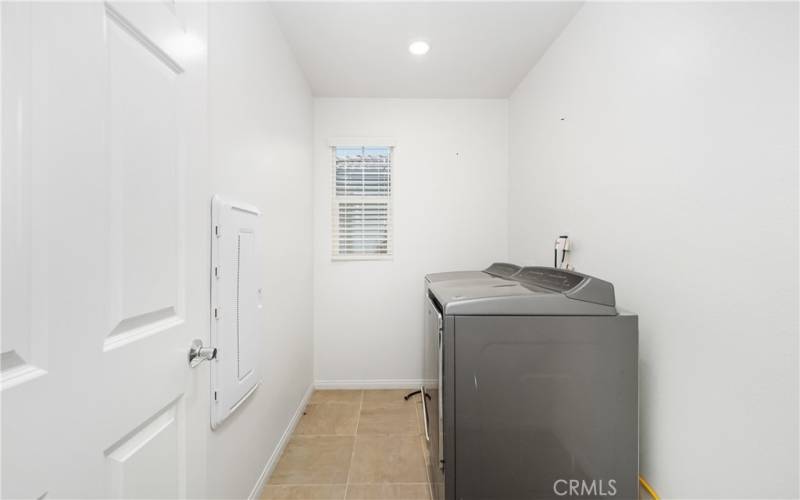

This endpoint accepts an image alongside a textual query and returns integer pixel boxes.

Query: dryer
[422,267,638,500]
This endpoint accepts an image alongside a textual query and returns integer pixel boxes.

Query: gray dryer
[422,267,638,500]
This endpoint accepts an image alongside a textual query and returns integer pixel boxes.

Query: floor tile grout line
[293,390,360,500]
[343,390,364,500]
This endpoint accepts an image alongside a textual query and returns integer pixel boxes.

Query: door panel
[1,2,209,497]
[106,3,183,351]
[0,0,48,392]
[105,401,183,499]
[102,0,189,466]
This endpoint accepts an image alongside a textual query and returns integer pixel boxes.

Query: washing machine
[422,266,638,500]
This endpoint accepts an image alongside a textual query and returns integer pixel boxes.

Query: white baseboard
[314,379,431,390]
[248,383,314,500]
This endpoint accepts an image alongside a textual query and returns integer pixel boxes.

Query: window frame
[330,141,395,261]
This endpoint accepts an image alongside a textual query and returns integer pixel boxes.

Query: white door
[2,2,210,497]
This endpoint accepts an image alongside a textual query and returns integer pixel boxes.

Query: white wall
[207,3,314,498]
[313,99,508,385]
[508,2,798,497]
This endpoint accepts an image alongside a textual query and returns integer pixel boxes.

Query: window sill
[332,255,394,262]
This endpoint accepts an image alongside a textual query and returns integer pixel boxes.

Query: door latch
[188,339,217,368]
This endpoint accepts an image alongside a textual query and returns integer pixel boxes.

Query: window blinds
[332,146,393,259]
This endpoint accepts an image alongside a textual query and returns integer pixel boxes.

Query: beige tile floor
[262,390,430,500]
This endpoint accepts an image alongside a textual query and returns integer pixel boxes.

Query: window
[331,145,393,259]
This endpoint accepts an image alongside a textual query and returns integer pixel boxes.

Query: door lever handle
[188,339,217,367]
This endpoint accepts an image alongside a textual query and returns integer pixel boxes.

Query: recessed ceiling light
[408,40,430,56]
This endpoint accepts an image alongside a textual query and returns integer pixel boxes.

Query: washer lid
[514,267,616,307]
[429,267,617,316]
[425,262,520,284]
[425,270,494,284]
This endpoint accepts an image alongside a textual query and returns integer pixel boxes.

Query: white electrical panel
[210,195,262,428]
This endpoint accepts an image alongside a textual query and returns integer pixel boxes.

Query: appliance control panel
[514,267,585,292]
[514,266,616,307]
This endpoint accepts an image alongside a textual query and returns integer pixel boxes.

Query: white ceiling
[270,2,583,98]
